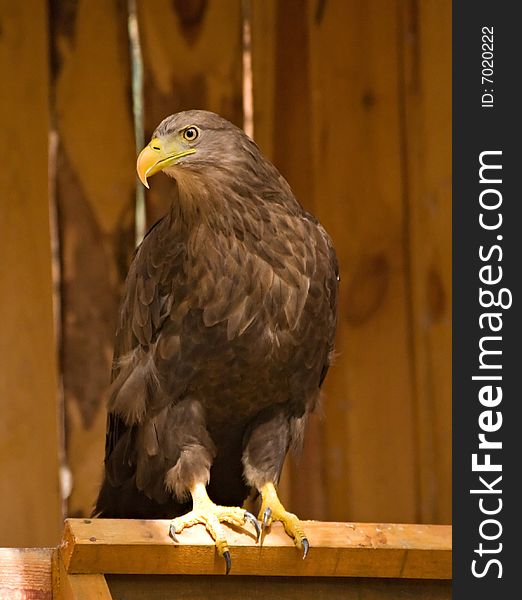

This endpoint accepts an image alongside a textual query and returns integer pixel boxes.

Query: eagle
[94,110,338,572]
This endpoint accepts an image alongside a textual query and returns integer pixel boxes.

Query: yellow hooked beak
[136,138,196,188]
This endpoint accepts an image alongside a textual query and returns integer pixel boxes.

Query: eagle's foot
[169,483,260,574]
[258,482,309,559]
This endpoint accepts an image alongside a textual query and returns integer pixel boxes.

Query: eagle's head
[136,110,254,188]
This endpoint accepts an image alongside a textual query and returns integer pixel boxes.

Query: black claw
[259,507,272,547]
[169,525,178,543]
[262,507,272,530]
[223,550,232,575]
[244,511,261,542]
[302,537,309,559]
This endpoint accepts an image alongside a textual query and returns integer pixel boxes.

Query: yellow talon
[169,483,260,574]
[258,482,309,558]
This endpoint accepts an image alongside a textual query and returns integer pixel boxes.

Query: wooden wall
[50,0,137,520]
[0,2,62,546]
[250,0,451,525]
[0,0,451,545]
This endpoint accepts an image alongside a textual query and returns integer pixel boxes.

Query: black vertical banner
[453,2,521,597]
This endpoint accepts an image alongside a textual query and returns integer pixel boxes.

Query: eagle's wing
[102,215,186,486]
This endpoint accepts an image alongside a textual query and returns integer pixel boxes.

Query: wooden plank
[249,0,276,158]
[62,575,112,600]
[399,0,452,524]
[0,548,53,599]
[60,519,451,579]
[107,574,451,599]
[137,0,244,225]
[50,0,137,518]
[308,0,419,525]
[0,1,62,547]
[252,0,418,523]
[55,553,111,600]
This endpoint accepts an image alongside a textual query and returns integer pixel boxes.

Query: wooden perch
[60,518,451,579]
[0,520,451,599]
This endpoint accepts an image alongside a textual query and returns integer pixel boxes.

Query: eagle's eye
[183,127,199,142]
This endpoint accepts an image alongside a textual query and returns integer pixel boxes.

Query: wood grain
[55,552,111,600]
[50,0,137,518]
[399,0,452,524]
[252,0,420,523]
[0,548,53,599]
[137,0,244,225]
[0,1,62,547]
[309,0,421,525]
[60,518,451,579]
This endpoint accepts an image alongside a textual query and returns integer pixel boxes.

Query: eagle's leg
[258,482,309,558]
[169,482,260,574]
[242,409,309,557]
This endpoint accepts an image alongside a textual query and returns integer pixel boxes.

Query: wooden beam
[0,1,62,547]
[60,519,451,579]
[55,554,111,600]
[62,575,112,600]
